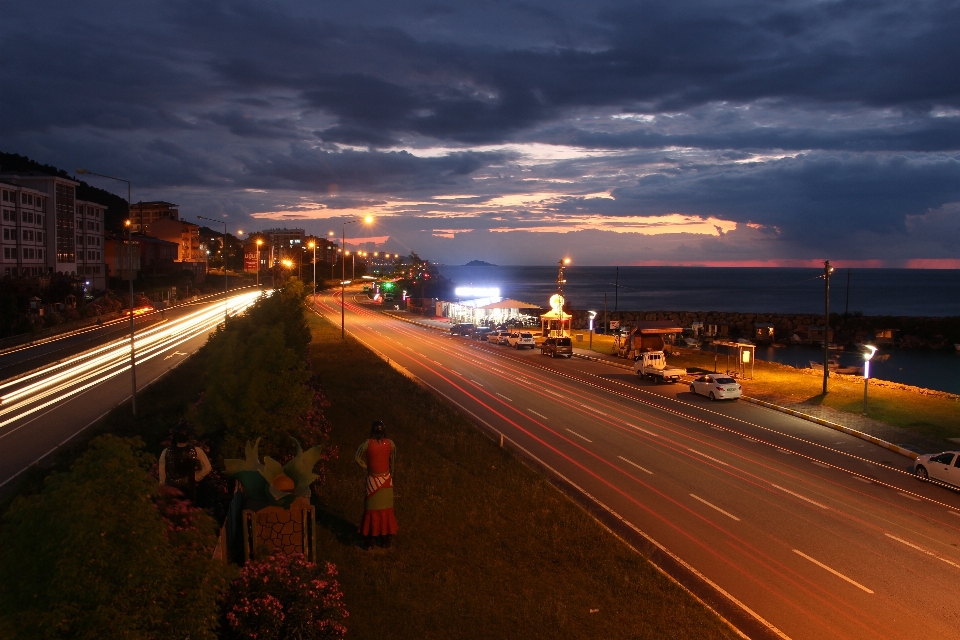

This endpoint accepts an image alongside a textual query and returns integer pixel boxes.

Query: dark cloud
[2,0,960,264]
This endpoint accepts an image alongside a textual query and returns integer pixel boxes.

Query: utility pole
[844,269,851,316]
[822,260,833,395]
[615,266,619,312]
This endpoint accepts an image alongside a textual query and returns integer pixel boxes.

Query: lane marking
[769,483,829,509]
[470,380,484,387]
[690,494,741,521]
[775,449,792,455]
[898,491,922,502]
[617,455,653,475]
[792,550,874,594]
[625,423,659,438]
[566,428,593,443]
[543,388,564,398]
[949,511,960,518]
[496,393,513,402]
[581,404,609,416]
[885,533,960,568]
[688,448,730,467]
[811,461,831,469]
[528,409,548,420]
[853,476,872,484]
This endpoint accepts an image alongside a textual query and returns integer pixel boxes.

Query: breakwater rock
[568,309,960,349]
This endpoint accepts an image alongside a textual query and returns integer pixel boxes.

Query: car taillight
[716,386,724,390]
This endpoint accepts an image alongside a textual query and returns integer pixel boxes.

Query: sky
[3,0,960,266]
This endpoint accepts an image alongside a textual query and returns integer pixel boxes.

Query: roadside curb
[383,313,919,462]
[738,397,919,460]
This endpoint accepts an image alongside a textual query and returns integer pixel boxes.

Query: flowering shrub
[224,554,348,640]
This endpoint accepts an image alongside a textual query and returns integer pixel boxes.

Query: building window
[37,232,42,242]
[2,209,7,221]
[1,191,7,202]
[21,194,27,204]
[2,229,7,240]
[37,215,42,225]
[27,212,34,223]
[3,248,9,259]
[38,249,43,259]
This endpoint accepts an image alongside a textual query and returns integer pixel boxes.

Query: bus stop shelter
[709,341,756,379]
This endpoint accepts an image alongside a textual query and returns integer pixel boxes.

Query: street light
[308,240,316,301]
[255,239,263,289]
[198,215,229,327]
[822,260,834,394]
[342,216,373,339]
[77,168,137,416]
[862,344,878,415]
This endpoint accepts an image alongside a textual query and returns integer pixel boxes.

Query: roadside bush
[223,553,348,640]
[0,435,232,639]
[197,279,314,458]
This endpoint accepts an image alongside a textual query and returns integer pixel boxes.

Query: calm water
[439,265,960,316]
[439,265,960,393]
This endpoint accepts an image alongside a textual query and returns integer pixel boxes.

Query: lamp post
[862,344,877,415]
[341,216,373,339]
[822,260,834,394]
[76,168,137,416]
[255,238,263,289]
[309,240,316,301]
[198,215,229,327]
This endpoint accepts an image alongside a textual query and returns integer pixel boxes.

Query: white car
[507,332,536,349]
[488,330,511,344]
[690,374,742,401]
[914,451,960,486]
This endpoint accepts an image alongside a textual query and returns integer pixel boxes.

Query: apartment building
[0,181,49,279]
[0,172,86,280]
[75,199,106,288]
[132,201,179,233]
[260,228,305,266]
[146,217,206,281]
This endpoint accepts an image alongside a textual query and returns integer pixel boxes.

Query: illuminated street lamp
[77,167,137,415]
[822,260,834,394]
[862,344,878,415]
[198,215,230,327]
[308,240,317,300]
[255,239,263,288]
[342,216,374,339]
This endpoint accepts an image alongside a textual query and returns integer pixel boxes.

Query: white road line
[885,533,960,568]
[770,483,829,509]
[690,494,741,521]
[543,389,564,398]
[710,426,725,431]
[811,461,831,469]
[496,393,513,402]
[688,448,730,467]
[626,424,658,438]
[529,409,548,420]
[566,428,593,443]
[949,511,960,518]
[617,455,653,475]
[898,491,922,502]
[793,550,874,594]
[853,476,873,483]
[470,380,484,387]
[581,404,609,416]
[775,449,792,455]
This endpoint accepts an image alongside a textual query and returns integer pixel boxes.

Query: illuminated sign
[455,287,500,298]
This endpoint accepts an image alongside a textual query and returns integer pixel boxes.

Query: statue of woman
[355,420,398,548]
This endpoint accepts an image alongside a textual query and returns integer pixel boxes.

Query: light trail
[0,290,261,429]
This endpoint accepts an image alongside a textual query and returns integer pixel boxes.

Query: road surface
[0,289,262,491]
[315,287,960,640]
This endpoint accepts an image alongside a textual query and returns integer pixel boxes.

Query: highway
[0,288,262,490]
[316,287,960,640]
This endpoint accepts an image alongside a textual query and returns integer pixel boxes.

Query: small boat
[810,359,863,376]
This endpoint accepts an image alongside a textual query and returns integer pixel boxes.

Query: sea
[438,265,960,394]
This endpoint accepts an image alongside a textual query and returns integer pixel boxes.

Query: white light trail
[0,290,261,429]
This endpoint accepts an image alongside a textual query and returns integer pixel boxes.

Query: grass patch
[667,349,960,440]
[307,313,738,639]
